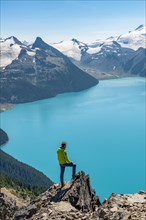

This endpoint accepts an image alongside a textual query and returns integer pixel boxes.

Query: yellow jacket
[57,147,71,165]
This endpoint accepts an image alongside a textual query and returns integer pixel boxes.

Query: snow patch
[87,47,102,54]
[117,26,146,50]
[51,40,82,61]
[0,38,21,67]
[27,51,36,56]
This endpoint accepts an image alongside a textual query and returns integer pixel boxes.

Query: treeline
[0,150,54,198]
[0,129,8,146]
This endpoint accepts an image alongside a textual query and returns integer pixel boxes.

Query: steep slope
[0,150,53,196]
[0,37,98,103]
[124,47,146,76]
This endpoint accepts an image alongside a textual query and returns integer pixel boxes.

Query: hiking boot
[72,174,76,179]
[61,182,65,188]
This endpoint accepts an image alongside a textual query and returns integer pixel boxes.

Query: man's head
[61,141,67,149]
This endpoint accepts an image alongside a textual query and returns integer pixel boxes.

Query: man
[57,141,76,188]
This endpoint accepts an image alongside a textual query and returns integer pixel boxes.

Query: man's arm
[64,151,72,163]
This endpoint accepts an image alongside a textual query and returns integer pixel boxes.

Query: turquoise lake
[1,77,146,201]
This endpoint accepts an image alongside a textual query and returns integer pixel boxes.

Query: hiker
[57,141,76,187]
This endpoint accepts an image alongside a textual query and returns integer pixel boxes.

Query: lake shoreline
[0,103,14,113]
[0,75,139,112]
[1,77,145,201]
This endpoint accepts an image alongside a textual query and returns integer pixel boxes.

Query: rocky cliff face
[0,171,146,220]
[0,37,98,104]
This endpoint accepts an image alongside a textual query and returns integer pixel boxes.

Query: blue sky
[1,0,145,43]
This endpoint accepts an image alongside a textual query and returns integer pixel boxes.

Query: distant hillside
[0,150,53,198]
[0,128,8,146]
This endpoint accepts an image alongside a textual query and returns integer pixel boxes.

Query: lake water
[1,77,146,201]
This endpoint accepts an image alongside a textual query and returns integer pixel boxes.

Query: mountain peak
[135,24,144,31]
[72,38,78,43]
[71,38,82,46]
[32,37,49,50]
[33,36,44,45]
[5,36,22,45]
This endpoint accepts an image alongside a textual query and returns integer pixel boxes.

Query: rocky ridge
[0,171,146,220]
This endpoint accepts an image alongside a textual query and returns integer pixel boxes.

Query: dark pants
[60,163,76,186]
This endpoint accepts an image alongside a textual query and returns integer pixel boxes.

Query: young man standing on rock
[57,141,76,188]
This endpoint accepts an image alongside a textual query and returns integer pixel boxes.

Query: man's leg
[72,163,76,178]
[65,163,76,179]
[60,165,65,187]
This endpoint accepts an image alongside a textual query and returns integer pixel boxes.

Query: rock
[97,191,146,220]
[110,206,118,212]
[50,171,101,212]
[1,171,146,220]
[0,192,17,220]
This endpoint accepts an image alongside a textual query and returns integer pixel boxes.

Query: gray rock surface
[0,171,146,220]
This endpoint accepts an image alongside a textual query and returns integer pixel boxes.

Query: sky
[1,0,146,43]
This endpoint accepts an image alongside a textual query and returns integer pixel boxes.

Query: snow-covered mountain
[52,25,145,78]
[51,38,88,61]
[0,37,23,67]
[117,25,146,50]
[52,25,145,60]
[0,36,98,103]
[0,37,36,68]
[0,24,145,92]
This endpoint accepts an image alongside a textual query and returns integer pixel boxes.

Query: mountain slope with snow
[51,25,145,78]
[51,38,88,61]
[117,25,146,50]
[0,37,22,67]
[52,25,145,61]
[0,36,98,103]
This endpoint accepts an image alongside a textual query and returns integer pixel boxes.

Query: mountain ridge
[51,25,146,79]
[0,36,98,103]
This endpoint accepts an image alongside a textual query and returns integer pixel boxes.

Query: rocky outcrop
[94,191,146,220]
[14,171,101,220]
[0,192,17,220]
[0,171,146,220]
